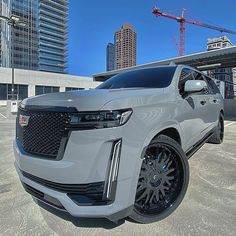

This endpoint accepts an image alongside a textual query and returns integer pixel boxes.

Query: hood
[21,88,165,111]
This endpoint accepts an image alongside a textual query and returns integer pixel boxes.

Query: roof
[94,46,236,81]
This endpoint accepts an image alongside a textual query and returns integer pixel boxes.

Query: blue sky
[68,0,236,76]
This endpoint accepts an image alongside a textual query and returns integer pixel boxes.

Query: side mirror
[184,80,207,93]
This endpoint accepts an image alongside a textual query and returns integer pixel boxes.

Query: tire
[208,113,224,144]
[130,135,189,224]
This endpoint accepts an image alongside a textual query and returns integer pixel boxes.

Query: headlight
[68,109,132,129]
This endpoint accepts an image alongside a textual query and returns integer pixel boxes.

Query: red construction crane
[152,6,236,56]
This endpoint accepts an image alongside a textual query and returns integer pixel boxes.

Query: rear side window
[97,67,177,89]
[192,72,219,94]
[205,77,220,94]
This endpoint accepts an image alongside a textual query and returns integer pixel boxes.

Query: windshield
[97,66,177,89]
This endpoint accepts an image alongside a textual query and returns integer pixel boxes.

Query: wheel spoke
[166,175,174,180]
[155,189,160,202]
[165,180,171,186]
[149,190,155,204]
[163,185,169,190]
[145,190,151,204]
[166,160,173,168]
[137,183,146,192]
[160,188,165,197]
[165,168,175,175]
[160,150,167,164]
[136,189,148,202]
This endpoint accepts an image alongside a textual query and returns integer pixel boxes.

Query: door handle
[200,100,206,105]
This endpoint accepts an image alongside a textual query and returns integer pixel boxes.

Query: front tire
[130,135,189,224]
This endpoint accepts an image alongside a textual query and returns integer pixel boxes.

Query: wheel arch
[151,127,182,146]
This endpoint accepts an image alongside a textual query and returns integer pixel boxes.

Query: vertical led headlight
[104,139,122,201]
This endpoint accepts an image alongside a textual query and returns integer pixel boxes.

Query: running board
[186,130,215,159]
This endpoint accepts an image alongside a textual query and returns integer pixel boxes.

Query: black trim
[22,182,66,210]
[55,130,71,160]
[19,105,78,113]
[23,179,134,222]
[21,170,104,194]
[21,170,107,206]
[186,128,215,159]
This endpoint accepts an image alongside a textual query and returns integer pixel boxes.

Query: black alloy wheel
[218,115,224,142]
[130,135,189,223]
[208,113,224,144]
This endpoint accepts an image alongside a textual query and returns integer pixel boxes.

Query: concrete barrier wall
[224,99,236,118]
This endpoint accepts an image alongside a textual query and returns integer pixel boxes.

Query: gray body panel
[14,65,224,220]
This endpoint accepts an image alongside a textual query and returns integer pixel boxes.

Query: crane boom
[152,6,236,56]
[185,19,236,35]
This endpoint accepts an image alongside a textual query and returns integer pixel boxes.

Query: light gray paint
[14,65,224,221]
[184,80,207,93]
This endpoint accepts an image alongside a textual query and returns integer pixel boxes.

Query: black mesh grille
[16,107,71,159]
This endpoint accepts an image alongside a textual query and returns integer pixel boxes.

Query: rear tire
[208,113,224,144]
[130,135,189,224]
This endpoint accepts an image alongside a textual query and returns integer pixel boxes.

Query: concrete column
[28,85,35,98]
[60,87,66,92]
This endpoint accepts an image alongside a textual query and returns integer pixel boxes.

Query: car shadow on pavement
[225,116,236,121]
[37,200,125,229]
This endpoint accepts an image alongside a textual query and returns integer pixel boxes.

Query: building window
[65,87,85,91]
[0,84,7,100]
[35,85,59,95]
[18,85,28,100]
[0,84,28,100]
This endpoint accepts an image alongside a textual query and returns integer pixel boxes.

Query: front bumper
[14,126,144,221]
[15,163,134,222]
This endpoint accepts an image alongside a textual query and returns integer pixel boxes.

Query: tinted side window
[192,71,205,81]
[205,77,220,94]
[178,68,194,95]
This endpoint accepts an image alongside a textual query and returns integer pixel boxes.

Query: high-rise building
[0,0,38,70]
[0,0,68,73]
[0,0,11,68]
[115,24,136,70]
[207,36,236,98]
[106,42,115,71]
[38,0,68,73]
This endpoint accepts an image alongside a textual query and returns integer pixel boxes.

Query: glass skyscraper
[38,0,68,73]
[0,0,13,68]
[106,42,115,71]
[0,0,68,73]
